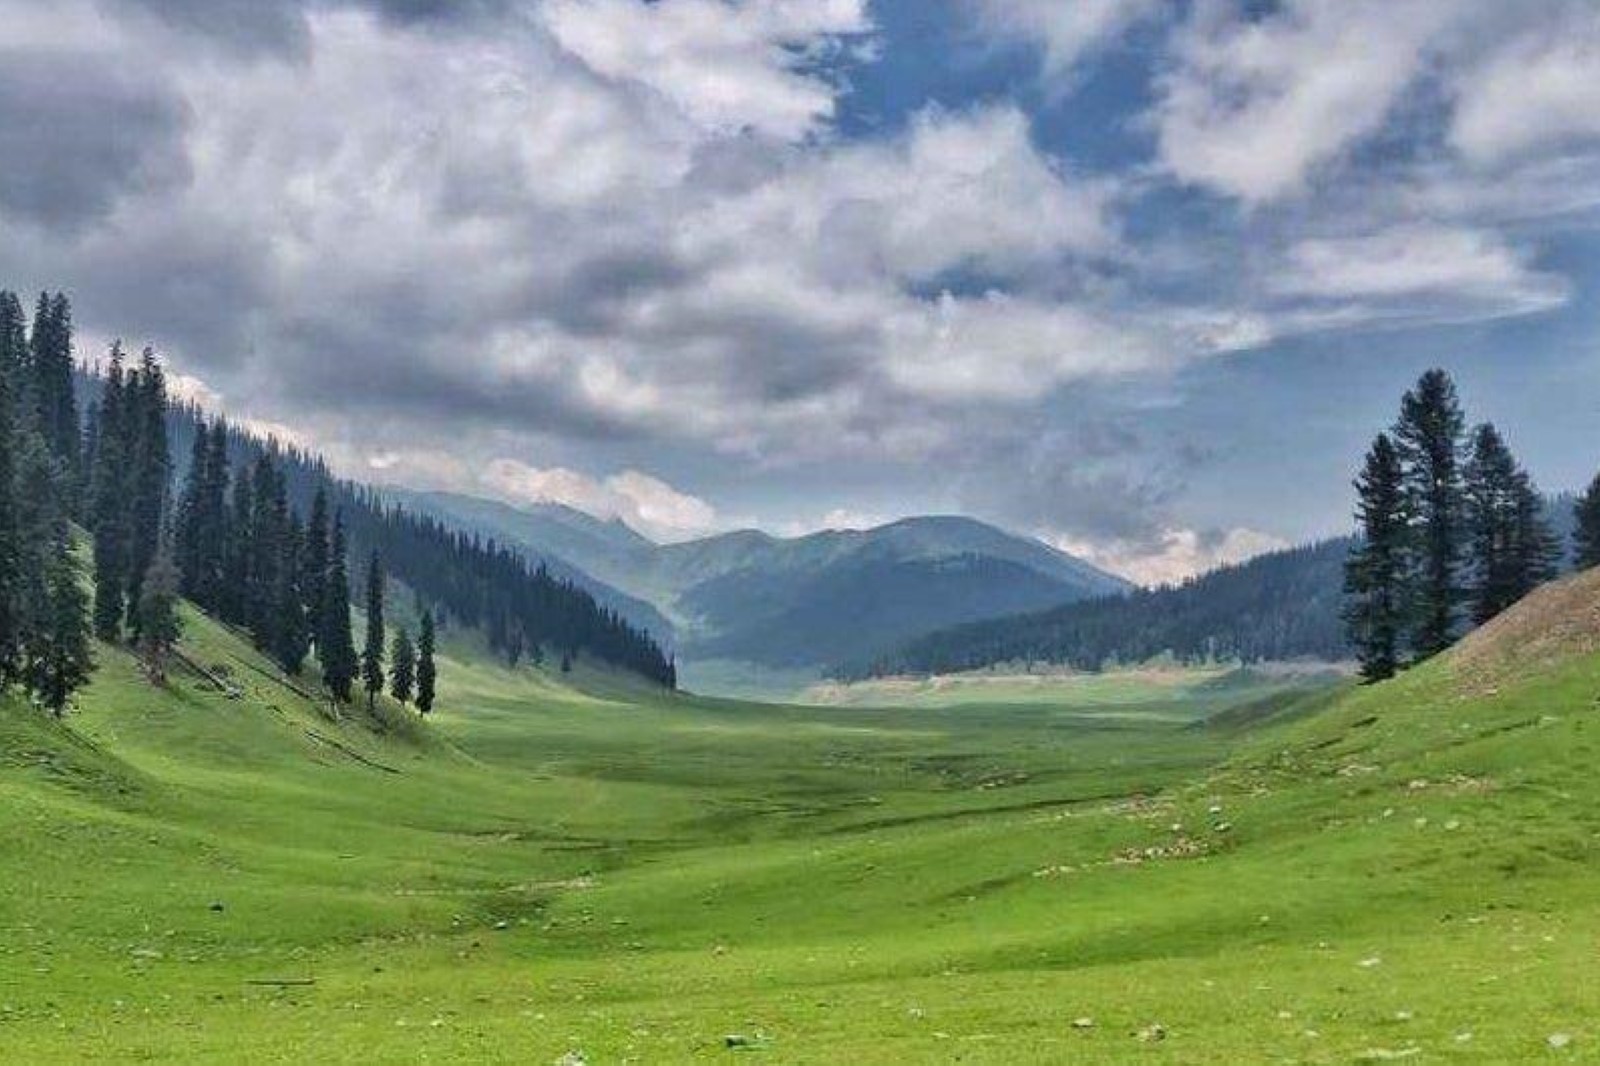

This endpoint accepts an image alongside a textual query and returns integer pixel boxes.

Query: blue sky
[1,0,1597,582]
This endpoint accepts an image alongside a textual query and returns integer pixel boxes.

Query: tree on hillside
[1575,472,1600,571]
[123,349,170,633]
[302,488,329,655]
[415,610,437,716]
[1345,433,1411,682]
[220,465,254,626]
[1464,424,1559,625]
[361,552,385,709]
[174,420,230,614]
[0,294,23,689]
[89,348,130,641]
[27,293,80,500]
[272,513,309,674]
[29,549,93,717]
[1393,369,1466,659]
[319,516,358,703]
[135,549,182,685]
[389,628,415,705]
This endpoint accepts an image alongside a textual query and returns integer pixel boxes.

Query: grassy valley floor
[3,586,1599,1062]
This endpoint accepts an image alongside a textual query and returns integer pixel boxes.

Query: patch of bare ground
[1447,567,1600,696]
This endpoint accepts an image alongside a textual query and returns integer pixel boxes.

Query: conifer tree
[29,548,93,717]
[1575,472,1600,571]
[272,513,309,674]
[415,610,436,716]
[89,348,130,641]
[361,551,385,709]
[1393,369,1466,658]
[319,516,358,702]
[220,465,254,626]
[389,628,415,705]
[0,294,21,688]
[135,548,182,685]
[1344,433,1410,682]
[174,422,211,601]
[123,351,170,633]
[27,293,80,493]
[302,488,329,652]
[1464,424,1558,623]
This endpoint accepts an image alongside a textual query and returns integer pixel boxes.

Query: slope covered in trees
[835,538,1353,680]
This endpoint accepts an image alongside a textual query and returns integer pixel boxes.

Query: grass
[2,590,1599,1062]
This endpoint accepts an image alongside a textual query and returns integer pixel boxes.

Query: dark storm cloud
[0,54,191,230]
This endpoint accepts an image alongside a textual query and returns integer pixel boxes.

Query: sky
[1,0,1598,584]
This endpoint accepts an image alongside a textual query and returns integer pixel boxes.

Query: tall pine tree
[416,609,437,716]
[89,348,130,641]
[389,628,415,705]
[302,487,329,654]
[361,552,385,709]
[1464,423,1559,624]
[135,548,182,685]
[0,292,22,688]
[1575,472,1600,571]
[319,516,358,703]
[1345,433,1410,682]
[1393,369,1466,659]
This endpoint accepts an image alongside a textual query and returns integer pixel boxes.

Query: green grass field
[3,578,1599,1062]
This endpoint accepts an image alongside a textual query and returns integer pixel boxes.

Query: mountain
[401,499,1131,683]
[839,536,1355,679]
[662,517,1130,668]
[386,490,673,646]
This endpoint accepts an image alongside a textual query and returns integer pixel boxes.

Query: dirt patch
[1447,568,1600,696]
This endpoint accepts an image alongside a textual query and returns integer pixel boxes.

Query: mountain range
[389,490,1130,686]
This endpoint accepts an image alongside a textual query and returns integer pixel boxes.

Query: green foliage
[1345,432,1410,682]
[1393,368,1467,657]
[415,609,436,715]
[389,627,415,704]
[1464,423,1558,624]
[1575,472,1600,570]
[134,548,182,684]
[361,552,385,707]
[319,518,358,702]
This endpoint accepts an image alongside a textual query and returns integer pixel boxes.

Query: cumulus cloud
[0,0,1595,573]
[969,0,1164,79]
[1052,527,1289,587]
[542,0,871,141]
[480,459,720,541]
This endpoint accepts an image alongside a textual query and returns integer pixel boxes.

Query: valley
[5,572,1599,1061]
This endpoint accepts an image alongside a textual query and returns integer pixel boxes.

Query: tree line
[0,291,93,714]
[5,288,677,718]
[1345,368,1598,682]
[834,537,1354,680]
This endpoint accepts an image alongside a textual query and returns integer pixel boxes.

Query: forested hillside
[0,288,674,716]
[837,537,1353,679]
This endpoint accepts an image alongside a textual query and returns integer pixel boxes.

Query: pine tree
[197,423,231,611]
[135,548,182,685]
[122,350,170,634]
[319,516,358,703]
[302,488,329,652]
[29,548,93,717]
[174,422,210,601]
[1575,472,1600,571]
[272,513,309,674]
[416,610,436,715]
[27,293,80,491]
[89,348,130,641]
[389,628,415,705]
[220,465,254,626]
[1464,424,1559,624]
[0,293,22,688]
[1393,369,1466,659]
[1344,433,1410,683]
[361,552,385,709]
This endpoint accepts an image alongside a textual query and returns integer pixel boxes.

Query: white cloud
[1272,224,1567,319]
[1450,11,1600,166]
[1153,0,1455,203]
[541,0,871,141]
[480,459,720,542]
[1054,526,1289,587]
[969,0,1162,79]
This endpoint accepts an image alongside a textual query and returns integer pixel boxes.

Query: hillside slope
[843,536,1352,678]
[5,571,1599,1061]
[406,496,1130,680]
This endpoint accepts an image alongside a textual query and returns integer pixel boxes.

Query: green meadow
[3,579,1599,1063]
